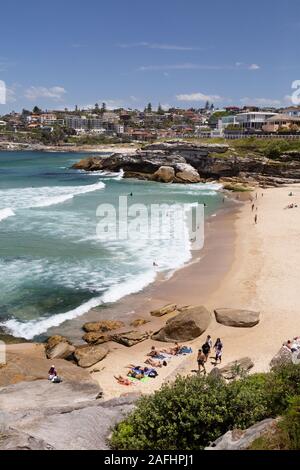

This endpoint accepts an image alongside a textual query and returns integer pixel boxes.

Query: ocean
[0,151,223,340]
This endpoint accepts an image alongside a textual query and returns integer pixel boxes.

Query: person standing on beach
[252,203,255,211]
[202,341,210,363]
[254,214,258,224]
[197,349,206,374]
[214,338,223,364]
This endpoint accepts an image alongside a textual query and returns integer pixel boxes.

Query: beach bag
[148,370,158,378]
[52,376,62,383]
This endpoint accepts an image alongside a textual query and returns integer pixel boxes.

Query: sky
[0,0,300,113]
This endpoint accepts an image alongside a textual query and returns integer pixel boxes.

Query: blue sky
[1,0,300,113]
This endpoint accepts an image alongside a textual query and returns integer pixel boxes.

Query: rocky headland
[72,141,300,187]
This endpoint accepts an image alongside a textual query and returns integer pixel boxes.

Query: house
[282,107,300,118]
[262,114,300,133]
[235,112,278,130]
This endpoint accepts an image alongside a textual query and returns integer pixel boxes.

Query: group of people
[197,336,223,374]
[114,342,192,386]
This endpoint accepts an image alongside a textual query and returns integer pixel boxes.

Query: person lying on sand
[127,366,145,380]
[145,358,167,368]
[160,342,182,356]
[147,346,159,357]
[114,375,133,386]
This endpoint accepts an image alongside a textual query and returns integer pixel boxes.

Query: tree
[157,103,164,114]
[146,102,152,113]
[205,100,210,110]
[32,106,42,114]
[101,102,107,113]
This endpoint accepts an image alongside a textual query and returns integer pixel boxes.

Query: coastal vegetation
[110,364,300,450]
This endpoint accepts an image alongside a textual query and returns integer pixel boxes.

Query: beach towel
[128,376,150,383]
[178,346,192,355]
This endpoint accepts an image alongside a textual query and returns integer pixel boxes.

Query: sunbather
[147,346,159,357]
[145,358,163,368]
[114,375,132,386]
[161,342,182,355]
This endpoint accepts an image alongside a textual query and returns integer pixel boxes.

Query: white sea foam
[0,181,105,212]
[1,270,156,339]
[0,207,15,222]
[81,169,124,180]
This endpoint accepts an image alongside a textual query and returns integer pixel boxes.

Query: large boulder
[82,320,124,333]
[214,308,260,328]
[152,306,211,342]
[153,166,175,183]
[150,303,178,317]
[270,346,293,369]
[45,335,75,360]
[110,331,150,347]
[219,357,254,380]
[205,419,277,450]
[74,345,108,368]
[174,163,201,183]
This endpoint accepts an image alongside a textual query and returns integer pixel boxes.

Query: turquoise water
[0,151,223,339]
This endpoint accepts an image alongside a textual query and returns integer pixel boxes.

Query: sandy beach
[4,184,300,400]
[84,183,300,399]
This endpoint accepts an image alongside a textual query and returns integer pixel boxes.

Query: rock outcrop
[72,141,300,184]
[74,345,109,368]
[82,320,124,333]
[205,418,277,450]
[214,308,260,327]
[0,380,139,450]
[110,331,150,347]
[153,166,175,183]
[82,332,110,345]
[152,306,211,342]
[130,318,150,327]
[219,357,254,380]
[150,303,178,317]
[0,347,93,388]
[45,335,75,360]
[270,346,293,369]
[173,163,202,183]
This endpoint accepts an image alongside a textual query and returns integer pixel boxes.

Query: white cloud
[6,87,17,103]
[176,92,223,102]
[139,62,261,72]
[119,42,205,51]
[240,97,281,106]
[25,86,66,101]
[248,63,260,70]
[139,63,226,72]
[98,99,124,109]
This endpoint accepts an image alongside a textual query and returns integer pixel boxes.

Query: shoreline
[0,142,139,154]
[45,196,240,343]
[4,183,300,401]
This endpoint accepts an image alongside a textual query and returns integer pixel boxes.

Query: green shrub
[227,374,271,428]
[110,365,300,450]
[279,396,300,449]
[111,375,231,450]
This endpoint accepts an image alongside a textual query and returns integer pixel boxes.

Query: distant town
[1,101,300,148]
